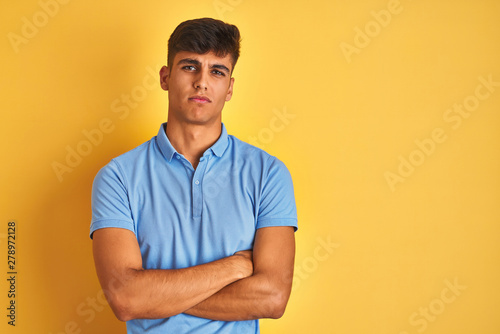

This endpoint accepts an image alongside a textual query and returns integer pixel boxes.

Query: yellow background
[1,0,500,333]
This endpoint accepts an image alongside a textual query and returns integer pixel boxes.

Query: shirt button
[176,155,180,159]
[195,180,200,185]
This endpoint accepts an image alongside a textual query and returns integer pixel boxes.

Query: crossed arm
[92,225,295,322]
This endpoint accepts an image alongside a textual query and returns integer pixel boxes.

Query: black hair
[168,18,241,71]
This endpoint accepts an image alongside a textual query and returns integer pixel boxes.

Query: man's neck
[165,121,222,169]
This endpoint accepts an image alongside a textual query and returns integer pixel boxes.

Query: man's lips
[189,95,212,103]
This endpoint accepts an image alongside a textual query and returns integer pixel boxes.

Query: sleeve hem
[256,218,298,232]
[89,219,135,239]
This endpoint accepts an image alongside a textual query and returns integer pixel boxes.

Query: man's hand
[232,250,253,278]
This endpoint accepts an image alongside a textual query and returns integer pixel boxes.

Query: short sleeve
[256,157,298,231]
[90,160,135,239]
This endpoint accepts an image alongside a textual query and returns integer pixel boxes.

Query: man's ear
[225,77,235,102]
[160,66,169,91]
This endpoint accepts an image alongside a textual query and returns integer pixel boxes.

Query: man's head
[160,18,241,127]
[167,18,241,73]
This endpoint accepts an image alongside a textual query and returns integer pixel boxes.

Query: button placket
[191,155,210,218]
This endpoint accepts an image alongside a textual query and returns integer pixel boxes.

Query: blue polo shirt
[90,122,297,334]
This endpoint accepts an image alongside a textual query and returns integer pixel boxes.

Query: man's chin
[168,107,221,126]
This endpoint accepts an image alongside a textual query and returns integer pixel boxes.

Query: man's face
[160,50,235,126]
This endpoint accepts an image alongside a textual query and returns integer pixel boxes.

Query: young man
[90,18,297,333]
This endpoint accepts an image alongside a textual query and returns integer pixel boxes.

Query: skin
[159,50,235,169]
[92,50,295,322]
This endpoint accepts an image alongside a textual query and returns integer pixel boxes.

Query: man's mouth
[189,95,211,103]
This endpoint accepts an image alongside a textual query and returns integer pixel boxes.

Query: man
[90,18,297,333]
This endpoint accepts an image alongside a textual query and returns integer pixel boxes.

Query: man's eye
[212,70,225,76]
[183,65,196,71]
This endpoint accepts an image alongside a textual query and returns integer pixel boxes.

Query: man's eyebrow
[177,58,201,66]
[211,64,231,74]
[177,58,231,74]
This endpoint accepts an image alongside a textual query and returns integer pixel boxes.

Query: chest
[131,159,261,269]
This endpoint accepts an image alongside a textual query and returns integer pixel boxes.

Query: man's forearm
[184,271,291,321]
[107,252,252,321]
[184,226,295,321]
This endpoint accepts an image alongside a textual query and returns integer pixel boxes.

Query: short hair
[167,18,241,72]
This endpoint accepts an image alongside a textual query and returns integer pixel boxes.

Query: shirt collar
[209,123,229,157]
[156,122,229,162]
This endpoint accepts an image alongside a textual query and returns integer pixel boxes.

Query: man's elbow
[101,268,145,322]
[265,290,290,319]
[115,310,133,323]
[107,290,136,322]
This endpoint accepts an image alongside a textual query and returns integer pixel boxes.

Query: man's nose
[193,70,208,90]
